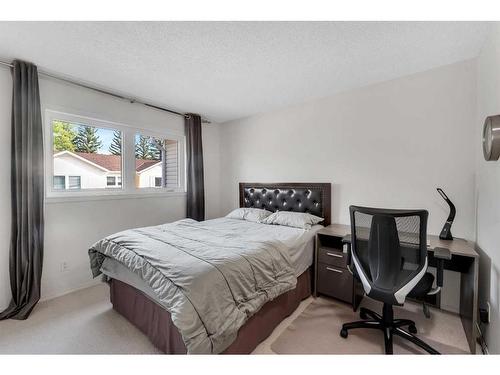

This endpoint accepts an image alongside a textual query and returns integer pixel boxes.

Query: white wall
[219,60,477,240]
[218,60,478,314]
[0,69,221,307]
[475,23,500,354]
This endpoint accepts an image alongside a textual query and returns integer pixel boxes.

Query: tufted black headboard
[239,182,331,226]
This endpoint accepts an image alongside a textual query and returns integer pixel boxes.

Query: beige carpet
[0,283,470,355]
[271,296,470,354]
[0,284,161,354]
[0,282,306,355]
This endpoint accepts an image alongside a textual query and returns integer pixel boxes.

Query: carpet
[271,297,470,354]
[0,284,161,354]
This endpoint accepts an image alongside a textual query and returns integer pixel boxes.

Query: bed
[89,182,331,354]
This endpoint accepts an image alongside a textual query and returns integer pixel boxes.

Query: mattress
[100,217,321,312]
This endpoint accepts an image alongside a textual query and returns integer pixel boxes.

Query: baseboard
[40,278,102,303]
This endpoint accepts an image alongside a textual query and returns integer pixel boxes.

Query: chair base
[340,303,440,354]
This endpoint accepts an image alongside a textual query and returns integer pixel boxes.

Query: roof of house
[56,151,161,172]
[74,152,122,171]
[135,158,162,172]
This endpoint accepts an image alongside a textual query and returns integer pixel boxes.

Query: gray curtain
[0,60,44,320]
[185,114,205,221]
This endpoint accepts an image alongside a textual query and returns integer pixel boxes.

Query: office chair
[340,206,451,354]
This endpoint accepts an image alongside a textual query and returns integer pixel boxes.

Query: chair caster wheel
[409,324,417,334]
[340,328,348,338]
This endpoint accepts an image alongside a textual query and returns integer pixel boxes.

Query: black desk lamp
[437,188,455,240]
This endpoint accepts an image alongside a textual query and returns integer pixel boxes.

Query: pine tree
[150,138,163,161]
[73,126,102,153]
[109,130,122,155]
[135,135,157,159]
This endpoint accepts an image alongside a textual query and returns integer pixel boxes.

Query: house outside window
[135,133,180,189]
[50,115,123,192]
[45,110,185,200]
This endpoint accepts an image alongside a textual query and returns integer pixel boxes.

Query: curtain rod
[0,60,211,124]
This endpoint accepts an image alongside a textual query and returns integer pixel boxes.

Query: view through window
[47,111,184,197]
[135,134,179,189]
[52,120,122,191]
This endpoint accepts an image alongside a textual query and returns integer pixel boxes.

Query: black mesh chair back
[341,205,443,354]
[350,206,428,305]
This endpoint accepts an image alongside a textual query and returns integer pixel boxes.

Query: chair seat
[408,272,434,298]
[352,269,435,303]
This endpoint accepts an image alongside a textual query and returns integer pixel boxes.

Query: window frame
[68,175,81,190]
[45,109,186,202]
[106,176,117,187]
[53,175,66,190]
[154,176,162,188]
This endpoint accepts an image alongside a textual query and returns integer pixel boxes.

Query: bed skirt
[109,268,312,354]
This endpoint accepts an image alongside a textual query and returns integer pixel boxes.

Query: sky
[99,130,147,155]
[96,128,114,154]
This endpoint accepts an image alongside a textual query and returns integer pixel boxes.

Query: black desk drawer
[318,247,348,268]
[317,263,353,303]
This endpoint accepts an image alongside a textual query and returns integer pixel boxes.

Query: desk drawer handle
[326,267,343,274]
[326,252,343,258]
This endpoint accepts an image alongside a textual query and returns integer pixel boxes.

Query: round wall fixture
[483,115,500,161]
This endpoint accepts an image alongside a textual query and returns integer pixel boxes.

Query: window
[50,116,122,193]
[106,176,122,188]
[68,176,81,189]
[135,134,180,190]
[45,110,185,199]
[107,176,116,186]
[53,176,65,190]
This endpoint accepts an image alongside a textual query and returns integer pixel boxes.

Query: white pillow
[225,208,273,223]
[261,211,324,230]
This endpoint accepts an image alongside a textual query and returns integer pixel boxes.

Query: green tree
[73,125,102,153]
[109,130,122,155]
[135,135,161,160]
[151,138,162,160]
[53,121,76,152]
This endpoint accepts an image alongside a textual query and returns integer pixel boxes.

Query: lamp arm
[437,188,455,240]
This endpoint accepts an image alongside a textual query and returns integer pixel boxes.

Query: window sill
[45,191,187,204]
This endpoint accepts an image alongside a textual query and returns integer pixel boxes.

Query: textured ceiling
[0,22,490,123]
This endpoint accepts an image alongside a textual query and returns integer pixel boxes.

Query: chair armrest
[433,247,452,260]
[342,235,353,274]
[433,247,451,288]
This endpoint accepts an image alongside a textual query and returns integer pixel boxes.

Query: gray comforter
[88,218,297,354]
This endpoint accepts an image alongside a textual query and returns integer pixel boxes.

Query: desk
[317,224,479,354]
